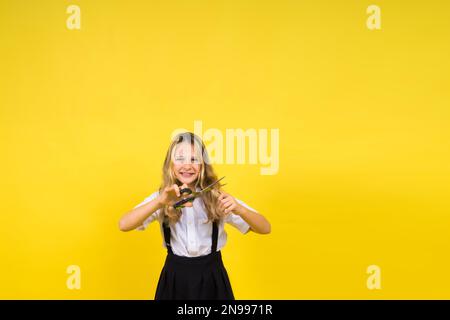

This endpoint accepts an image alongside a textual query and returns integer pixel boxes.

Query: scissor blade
[198,176,225,194]
[173,177,225,209]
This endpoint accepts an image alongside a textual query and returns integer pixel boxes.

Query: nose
[182,158,195,166]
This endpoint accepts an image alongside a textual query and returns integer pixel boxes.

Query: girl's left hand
[218,192,244,215]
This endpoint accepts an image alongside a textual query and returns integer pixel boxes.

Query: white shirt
[134,190,256,257]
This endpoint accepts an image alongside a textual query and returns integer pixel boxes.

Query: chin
[177,176,198,186]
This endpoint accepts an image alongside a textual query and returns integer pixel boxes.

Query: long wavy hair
[160,132,225,224]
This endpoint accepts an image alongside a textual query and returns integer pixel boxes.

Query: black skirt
[155,220,235,300]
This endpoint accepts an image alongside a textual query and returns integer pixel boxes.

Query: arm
[119,197,164,232]
[119,184,191,232]
[235,205,271,235]
[218,192,271,235]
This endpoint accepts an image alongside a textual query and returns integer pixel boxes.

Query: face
[172,142,201,187]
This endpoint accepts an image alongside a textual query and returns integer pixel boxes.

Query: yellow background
[1,0,449,299]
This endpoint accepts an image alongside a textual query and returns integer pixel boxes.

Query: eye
[191,157,202,164]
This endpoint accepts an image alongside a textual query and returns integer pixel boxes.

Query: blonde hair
[160,132,225,224]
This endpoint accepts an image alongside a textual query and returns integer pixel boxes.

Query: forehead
[173,142,200,156]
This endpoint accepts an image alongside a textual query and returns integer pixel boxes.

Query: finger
[173,184,180,197]
[218,199,226,211]
[220,193,229,201]
[219,201,226,211]
[221,197,232,205]
[223,200,234,208]
[218,193,225,201]
[224,204,236,214]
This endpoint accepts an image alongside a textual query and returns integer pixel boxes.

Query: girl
[119,132,271,300]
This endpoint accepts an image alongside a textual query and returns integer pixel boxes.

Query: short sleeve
[224,198,258,234]
[134,191,161,231]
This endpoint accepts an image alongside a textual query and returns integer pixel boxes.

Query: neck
[188,183,196,190]
[177,180,196,190]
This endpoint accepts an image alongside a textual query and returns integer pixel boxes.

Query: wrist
[234,204,246,216]
[156,196,166,209]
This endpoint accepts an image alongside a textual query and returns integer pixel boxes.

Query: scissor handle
[179,188,192,195]
[173,196,195,209]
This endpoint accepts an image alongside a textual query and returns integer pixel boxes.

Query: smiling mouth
[180,172,195,178]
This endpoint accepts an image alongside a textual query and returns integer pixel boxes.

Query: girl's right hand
[157,184,193,208]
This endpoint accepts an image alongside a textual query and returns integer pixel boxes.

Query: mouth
[179,172,195,179]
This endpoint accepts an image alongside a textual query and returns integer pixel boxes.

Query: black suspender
[163,218,173,254]
[163,218,218,254]
[211,220,218,253]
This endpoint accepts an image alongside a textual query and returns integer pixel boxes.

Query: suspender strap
[162,219,219,255]
[211,220,218,253]
[163,219,173,254]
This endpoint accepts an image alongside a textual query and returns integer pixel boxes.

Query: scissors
[173,176,226,209]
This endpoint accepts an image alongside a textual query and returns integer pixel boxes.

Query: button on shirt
[134,190,256,257]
